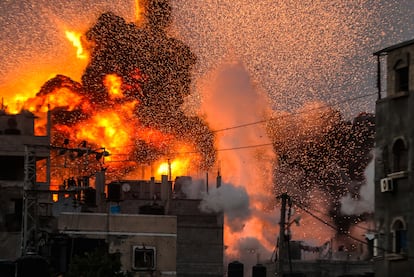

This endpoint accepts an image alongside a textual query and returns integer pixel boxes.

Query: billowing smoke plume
[340,156,375,215]
[200,183,251,232]
[200,61,278,273]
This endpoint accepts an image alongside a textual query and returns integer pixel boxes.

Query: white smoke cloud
[340,156,375,215]
[199,183,251,232]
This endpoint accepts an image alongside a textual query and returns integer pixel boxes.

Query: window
[396,66,409,92]
[392,219,407,254]
[394,58,409,93]
[392,138,408,172]
[132,246,156,271]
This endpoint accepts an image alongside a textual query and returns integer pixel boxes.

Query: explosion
[200,62,375,269]
[15,0,216,185]
[1,0,380,272]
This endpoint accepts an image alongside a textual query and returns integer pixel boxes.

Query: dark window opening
[392,220,407,254]
[392,139,408,172]
[3,117,21,135]
[133,246,156,271]
[396,66,409,92]
[0,156,24,180]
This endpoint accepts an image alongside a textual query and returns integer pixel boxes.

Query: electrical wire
[213,92,377,133]
[293,199,414,260]
[291,198,375,233]
[92,90,376,155]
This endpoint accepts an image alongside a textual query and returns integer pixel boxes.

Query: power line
[293,199,375,233]
[46,91,375,159]
[103,142,275,162]
[194,143,273,153]
[213,92,376,133]
[293,199,414,260]
[92,92,376,156]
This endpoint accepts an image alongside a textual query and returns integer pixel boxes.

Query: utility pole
[21,145,39,255]
[277,193,289,276]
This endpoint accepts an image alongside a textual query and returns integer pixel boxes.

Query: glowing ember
[156,156,191,178]
[56,109,134,152]
[24,88,84,113]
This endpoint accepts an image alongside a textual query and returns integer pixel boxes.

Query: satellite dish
[122,183,131,192]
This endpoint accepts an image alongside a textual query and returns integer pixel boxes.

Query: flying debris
[20,0,216,181]
[268,105,375,234]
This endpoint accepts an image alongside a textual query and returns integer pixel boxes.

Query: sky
[1,0,414,117]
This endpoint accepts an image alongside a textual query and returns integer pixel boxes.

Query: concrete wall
[172,201,224,277]
[0,112,35,136]
[104,178,224,277]
[58,213,177,276]
[374,41,414,277]
[386,44,414,96]
[264,259,373,277]
[115,197,224,276]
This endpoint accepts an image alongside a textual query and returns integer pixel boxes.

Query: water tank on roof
[228,261,243,277]
[252,263,266,277]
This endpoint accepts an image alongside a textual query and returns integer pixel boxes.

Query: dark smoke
[268,107,375,233]
[31,0,216,170]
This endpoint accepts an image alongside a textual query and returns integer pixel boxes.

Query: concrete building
[105,177,224,277]
[374,39,414,276]
[0,110,50,260]
[0,110,223,276]
[58,212,177,276]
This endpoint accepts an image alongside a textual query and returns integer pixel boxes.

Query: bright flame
[70,110,134,153]
[23,88,85,113]
[156,157,191,179]
[65,31,88,60]
[104,74,124,99]
[1,72,59,114]
[157,162,169,176]
[134,0,144,24]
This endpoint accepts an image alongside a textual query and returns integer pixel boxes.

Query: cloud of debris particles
[23,0,216,178]
[267,106,375,235]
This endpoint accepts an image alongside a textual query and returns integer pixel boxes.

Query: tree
[66,248,131,277]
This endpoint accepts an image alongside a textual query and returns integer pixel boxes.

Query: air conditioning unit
[380,177,394,192]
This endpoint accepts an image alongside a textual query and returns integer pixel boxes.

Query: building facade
[0,111,51,260]
[57,212,177,276]
[374,39,414,276]
[0,111,223,276]
[106,178,224,277]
